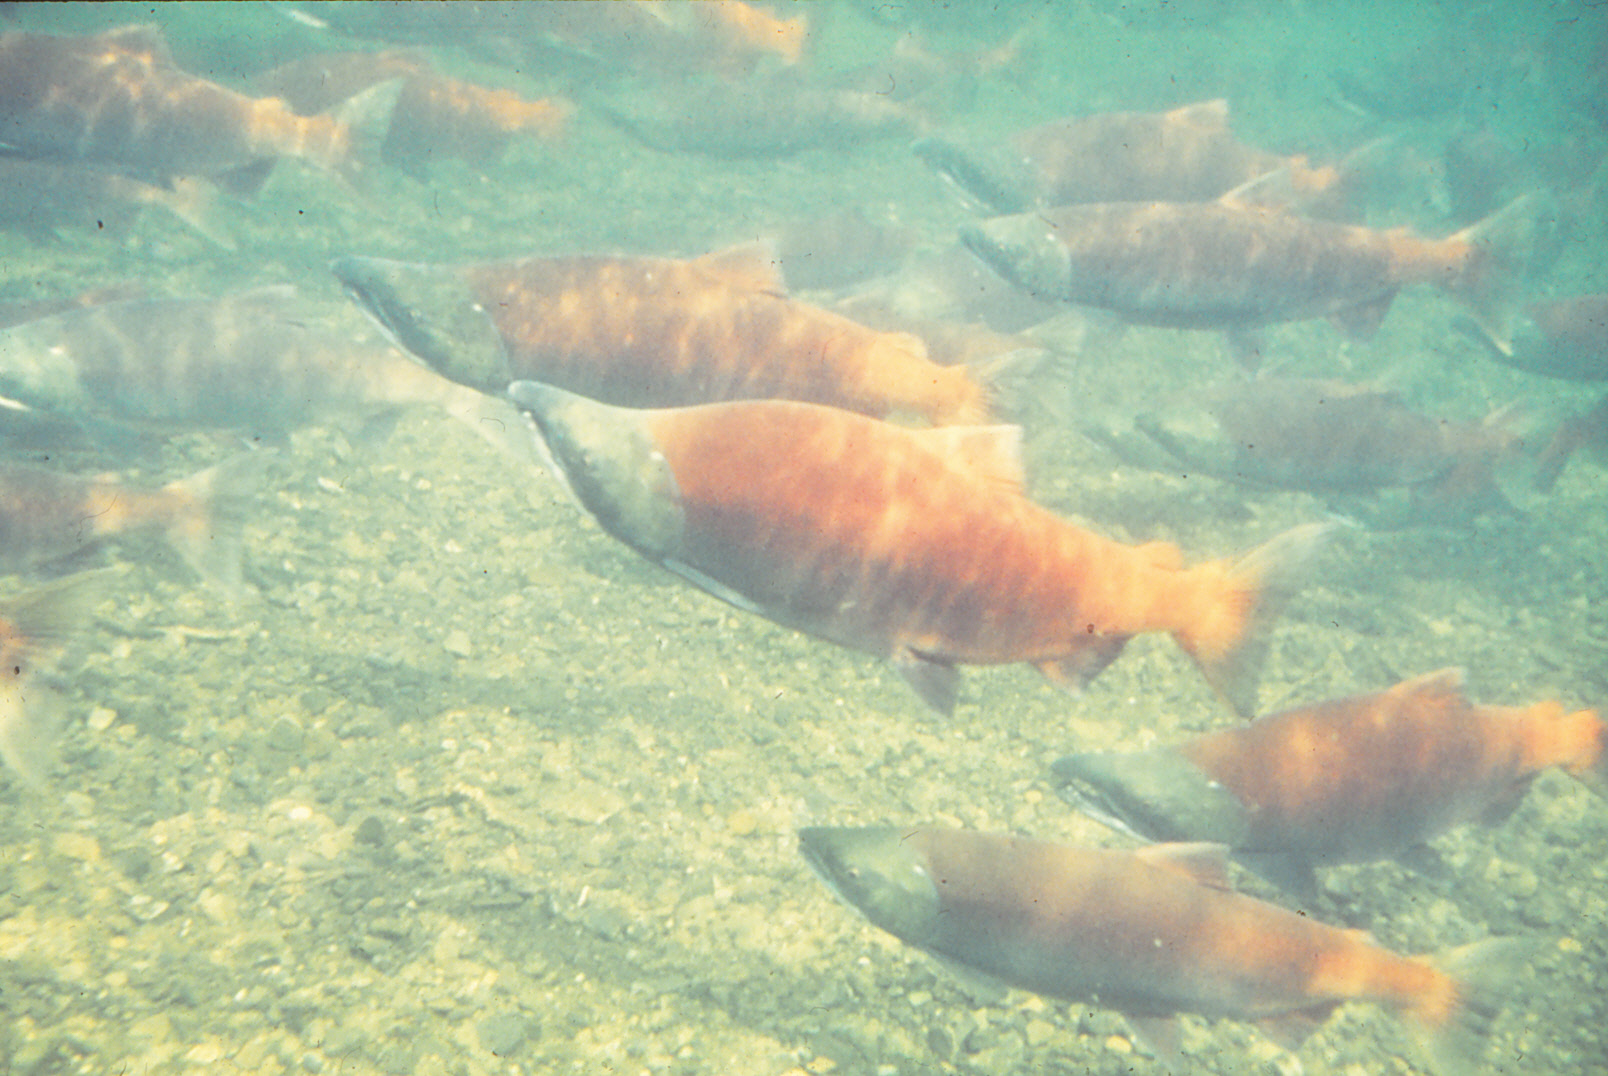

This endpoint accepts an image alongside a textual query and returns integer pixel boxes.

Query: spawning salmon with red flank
[333,245,990,425]
[800,826,1524,1074]
[1052,669,1605,896]
[0,24,359,193]
[961,195,1537,345]
[915,99,1346,215]
[508,381,1326,716]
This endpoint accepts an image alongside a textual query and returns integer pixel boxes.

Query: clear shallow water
[0,3,1604,1075]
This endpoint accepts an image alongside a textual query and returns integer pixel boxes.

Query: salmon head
[960,214,1071,302]
[1050,749,1252,846]
[506,381,684,560]
[331,255,509,393]
[799,826,943,947]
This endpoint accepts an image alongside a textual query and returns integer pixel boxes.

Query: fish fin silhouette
[1415,937,1534,1076]
[1136,842,1234,891]
[894,649,959,716]
[1125,1014,1183,1067]
[694,241,788,296]
[911,424,1024,491]
[161,451,273,599]
[1237,852,1320,903]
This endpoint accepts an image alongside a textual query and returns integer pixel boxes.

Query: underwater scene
[0,2,1605,1074]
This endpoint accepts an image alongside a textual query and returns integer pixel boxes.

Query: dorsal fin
[693,241,788,296]
[1386,668,1469,710]
[1168,98,1230,131]
[911,424,1024,491]
[1135,842,1234,891]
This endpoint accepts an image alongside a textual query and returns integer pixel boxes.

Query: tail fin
[146,176,235,249]
[0,569,113,785]
[1560,707,1608,799]
[160,452,272,598]
[1177,523,1333,717]
[1445,195,1547,354]
[1414,938,1532,1076]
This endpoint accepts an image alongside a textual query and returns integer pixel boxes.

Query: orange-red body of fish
[513,383,1314,713]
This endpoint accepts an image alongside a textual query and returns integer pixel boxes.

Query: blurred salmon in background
[0,24,376,194]
[917,99,1350,216]
[252,48,571,178]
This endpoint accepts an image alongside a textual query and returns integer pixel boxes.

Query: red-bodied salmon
[801,825,1522,1073]
[0,25,362,193]
[508,381,1325,715]
[962,195,1536,345]
[334,245,990,425]
[917,99,1345,215]
[1053,669,1605,896]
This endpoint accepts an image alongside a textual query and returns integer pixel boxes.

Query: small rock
[443,628,474,658]
[478,1012,529,1056]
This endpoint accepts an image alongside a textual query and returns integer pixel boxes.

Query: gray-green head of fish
[330,255,510,393]
[1049,749,1252,847]
[960,214,1073,302]
[799,826,943,947]
[506,381,684,561]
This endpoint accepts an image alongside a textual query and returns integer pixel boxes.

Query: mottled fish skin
[510,382,1317,715]
[338,249,989,426]
[0,288,490,440]
[962,199,1488,333]
[799,826,1485,1041]
[0,25,351,189]
[1053,669,1605,884]
[920,100,1345,214]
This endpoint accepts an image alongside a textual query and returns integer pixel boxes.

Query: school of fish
[0,6,1603,1075]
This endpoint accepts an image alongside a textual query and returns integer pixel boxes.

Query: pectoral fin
[894,650,960,716]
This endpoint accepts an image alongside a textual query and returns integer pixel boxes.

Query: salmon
[916,99,1345,215]
[0,454,268,595]
[0,286,532,463]
[509,381,1326,715]
[0,25,360,193]
[334,245,990,425]
[0,570,109,786]
[801,825,1522,1072]
[253,49,570,177]
[1122,377,1524,522]
[1052,669,1605,896]
[962,195,1536,345]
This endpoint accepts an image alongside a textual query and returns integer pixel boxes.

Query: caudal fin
[0,569,113,785]
[161,452,272,598]
[1177,523,1333,717]
[1445,195,1549,354]
[1413,937,1532,1076]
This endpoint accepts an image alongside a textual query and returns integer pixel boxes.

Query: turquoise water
[0,3,1604,1074]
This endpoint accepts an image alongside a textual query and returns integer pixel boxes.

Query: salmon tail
[1412,938,1532,1076]
[0,569,111,786]
[147,176,235,249]
[0,569,110,659]
[1444,195,1546,355]
[160,452,272,598]
[1177,522,1333,717]
[324,78,406,189]
[1560,708,1608,798]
